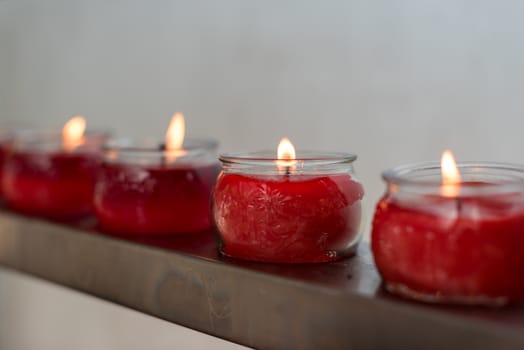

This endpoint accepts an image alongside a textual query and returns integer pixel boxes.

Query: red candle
[2,117,107,219]
[95,162,218,235]
[213,138,364,263]
[94,113,219,235]
[372,151,524,305]
[4,151,100,218]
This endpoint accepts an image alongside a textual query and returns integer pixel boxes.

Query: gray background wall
[2,0,524,228]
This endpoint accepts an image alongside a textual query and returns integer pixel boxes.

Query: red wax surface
[213,173,364,263]
[372,191,524,303]
[2,151,100,219]
[94,162,219,235]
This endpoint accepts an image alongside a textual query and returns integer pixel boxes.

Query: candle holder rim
[102,137,218,153]
[219,151,357,164]
[9,129,110,153]
[0,122,40,141]
[2,128,108,141]
[383,161,524,189]
[12,128,107,136]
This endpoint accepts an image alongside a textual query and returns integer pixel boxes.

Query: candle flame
[62,116,86,151]
[166,112,185,150]
[276,137,297,173]
[164,112,186,162]
[441,150,461,197]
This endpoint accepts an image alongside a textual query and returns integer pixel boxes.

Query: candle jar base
[218,240,359,264]
[384,282,509,307]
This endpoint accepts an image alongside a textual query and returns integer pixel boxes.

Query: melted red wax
[372,191,524,302]
[94,162,218,235]
[2,151,100,219]
[213,173,364,263]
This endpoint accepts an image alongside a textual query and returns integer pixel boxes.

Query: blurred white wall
[2,0,524,224]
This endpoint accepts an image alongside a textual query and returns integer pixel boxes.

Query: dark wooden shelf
[0,211,523,349]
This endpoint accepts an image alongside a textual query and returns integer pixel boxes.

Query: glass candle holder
[2,130,108,219]
[93,138,219,235]
[213,152,365,263]
[371,162,524,305]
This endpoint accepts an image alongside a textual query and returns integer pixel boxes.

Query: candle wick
[285,166,291,177]
[455,197,462,214]
[159,143,167,166]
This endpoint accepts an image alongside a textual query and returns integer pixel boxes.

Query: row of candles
[0,114,523,306]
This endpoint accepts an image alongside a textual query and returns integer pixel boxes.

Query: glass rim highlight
[102,137,218,165]
[382,161,524,196]
[220,151,357,164]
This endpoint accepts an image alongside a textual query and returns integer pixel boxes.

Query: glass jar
[2,130,108,219]
[213,151,364,263]
[94,138,219,235]
[372,162,524,305]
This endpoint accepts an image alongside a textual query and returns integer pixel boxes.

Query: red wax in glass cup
[213,152,365,263]
[371,162,524,305]
[2,129,108,219]
[94,139,219,235]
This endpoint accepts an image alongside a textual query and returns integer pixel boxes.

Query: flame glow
[166,113,185,150]
[440,150,461,197]
[164,112,186,162]
[276,137,297,172]
[62,116,86,151]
